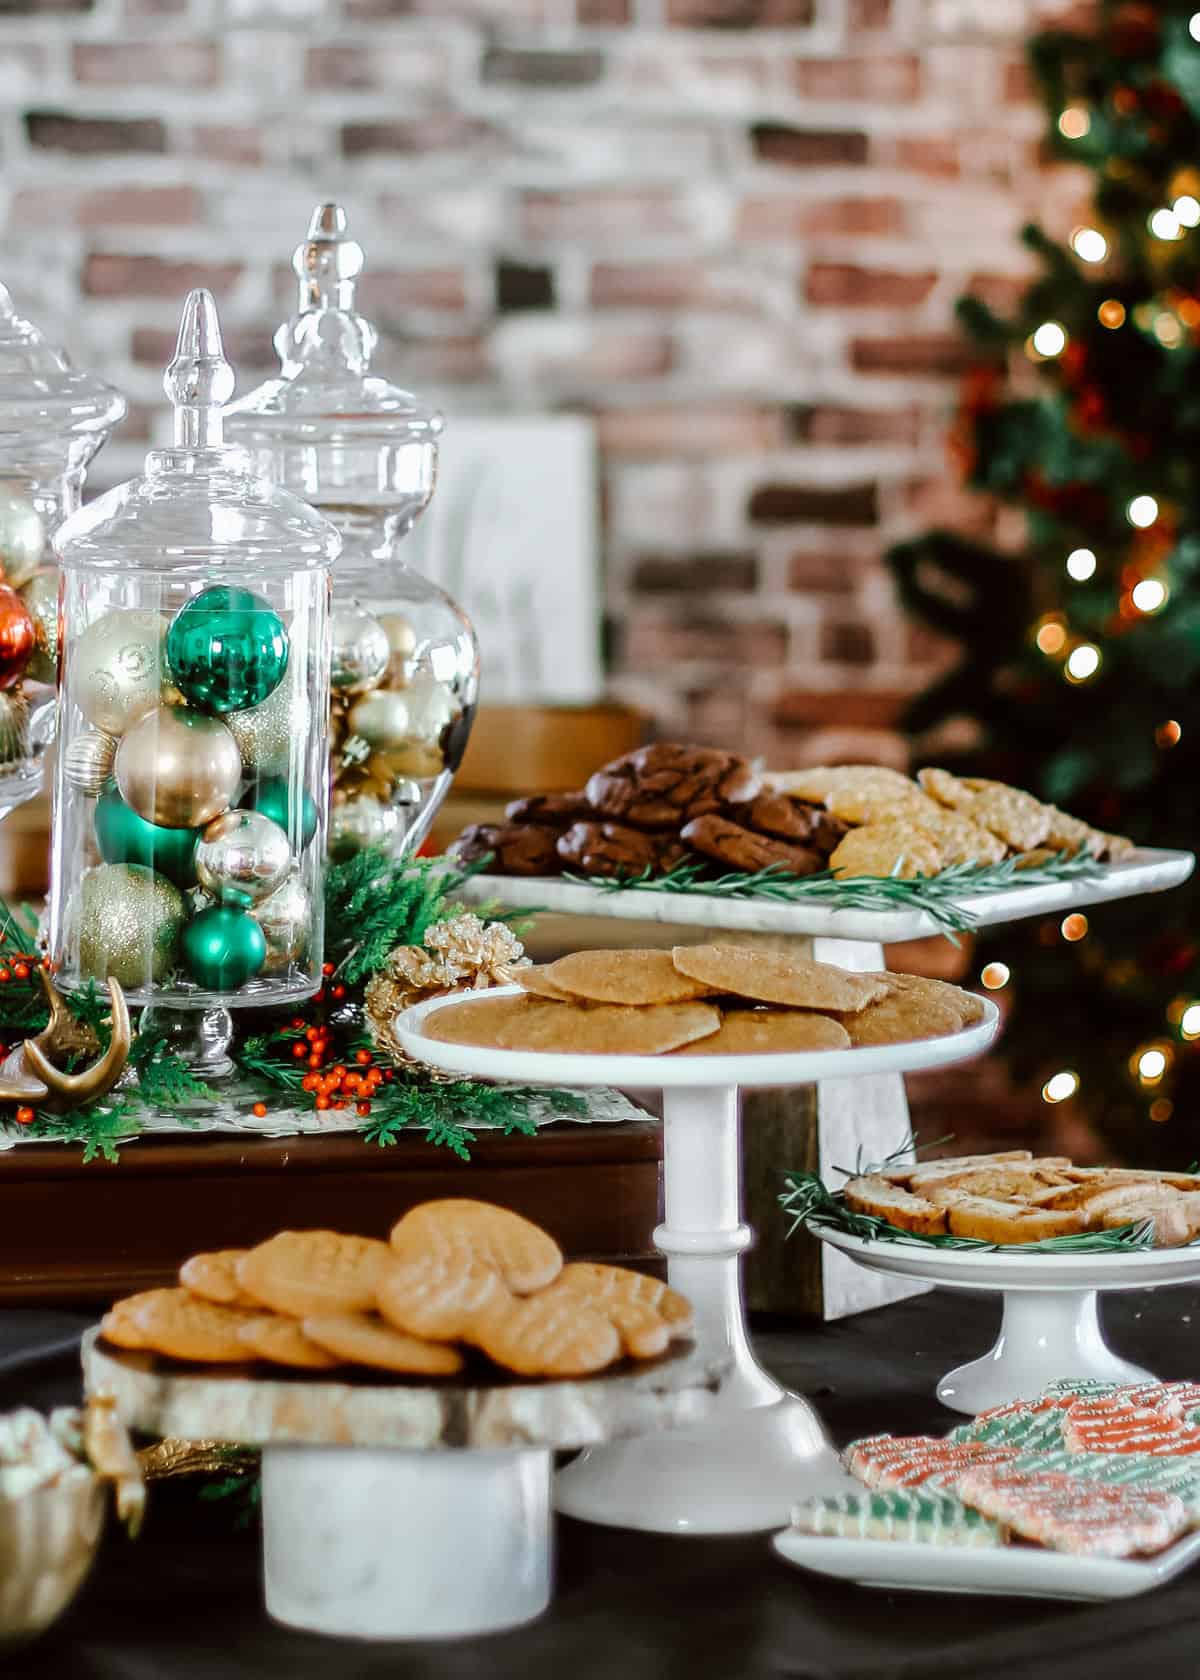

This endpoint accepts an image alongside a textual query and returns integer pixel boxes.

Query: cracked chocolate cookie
[680,813,826,877]
[504,792,594,827]
[726,790,847,856]
[447,822,562,876]
[556,821,686,879]
[585,743,761,831]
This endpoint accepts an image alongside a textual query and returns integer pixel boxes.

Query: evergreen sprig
[359,1080,585,1158]
[324,849,478,984]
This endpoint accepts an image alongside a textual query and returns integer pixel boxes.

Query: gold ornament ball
[226,679,310,776]
[379,612,417,685]
[0,490,45,590]
[330,604,390,695]
[250,872,311,974]
[329,794,400,856]
[19,568,59,686]
[346,688,409,751]
[115,705,241,830]
[77,862,185,990]
[63,728,117,797]
[73,609,170,736]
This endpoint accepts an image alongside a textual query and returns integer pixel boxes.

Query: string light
[1098,299,1126,329]
[1058,105,1091,138]
[1154,312,1184,348]
[1127,494,1159,527]
[1181,1003,1200,1039]
[981,962,1010,989]
[1150,1097,1174,1122]
[1191,13,1200,42]
[1035,620,1067,655]
[1061,913,1088,941]
[1065,643,1101,682]
[1149,208,1183,240]
[1031,321,1067,357]
[1066,547,1097,580]
[1131,577,1168,612]
[1134,1045,1170,1083]
[1181,297,1200,329]
[1071,227,1108,262]
[1175,195,1200,228]
[1042,1070,1078,1103]
[1156,719,1182,748]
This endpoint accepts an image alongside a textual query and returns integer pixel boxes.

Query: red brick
[748,483,878,526]
[342,114,506,159]
[966,271,1030,315]
[848,0,891,24]
[481,47,606,87]
[894,136,960,177]
[667,0,814,20]
[632,552,759,594]
[499,327,673,384]
[8,184,201,228]
[72,40,218,86]
[346,0,545,13]
[595,403,785,457]
[522,188,693,241]
[850,334,973,376]
[355,269,468,316]
[187,124,263,165]
[772,688,908,729]
[305,42,449,91]
[84,253,241,300]
[578,0,631,20]
[794,404,923,447]
[819,620,876,665]
[624,614,787,668]
[1003,56,1033,103]
[133,324,274,372]
[388,333,490,384]
[787,550,862,593]
[751,124,868,167]
[793,55,920,102]
[737,196,904,241]
[806,264,937,309]
[591,262,762,311]
[26,111,165,153]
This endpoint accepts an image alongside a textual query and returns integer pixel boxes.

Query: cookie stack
[448,743,847,880]
[422,944,986,1056]
[100,1199,694,1381]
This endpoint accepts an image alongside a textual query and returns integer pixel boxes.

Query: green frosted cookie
[791,1489,1003,1548]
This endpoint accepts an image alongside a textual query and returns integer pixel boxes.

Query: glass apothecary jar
[0,284,126,796]
[224,204,479,859]
[49,290,339,1074]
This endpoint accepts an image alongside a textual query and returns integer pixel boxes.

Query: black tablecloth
[4,1288,1200,1680]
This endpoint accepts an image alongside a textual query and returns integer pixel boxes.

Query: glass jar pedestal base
[138,1004,235,1079]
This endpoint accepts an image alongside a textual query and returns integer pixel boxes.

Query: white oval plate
[395,985,999,1093]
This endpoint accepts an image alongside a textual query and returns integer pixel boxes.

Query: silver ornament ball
[0,490,45,590]
[250,872,311,975]
[330,604,390,695]
[63,728,117,797]
[73,609,170,736]
[115,705,241,830]
[19,568,58,686]
[329,794,400,856]
[196,808,292,906]
[77,862,185,991]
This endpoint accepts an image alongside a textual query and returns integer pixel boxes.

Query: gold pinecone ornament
[364,912,528,1065]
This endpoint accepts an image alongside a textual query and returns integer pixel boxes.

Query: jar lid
[55,289,341,576]
[0,282,126,466]
[224,203,443,457]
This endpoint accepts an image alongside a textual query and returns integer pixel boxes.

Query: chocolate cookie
[726,791,847,857]
[504,792,594,827]
[586,743,761,831]
[680,813,826,877]
[447,822,561,876]
[556,821,685,879]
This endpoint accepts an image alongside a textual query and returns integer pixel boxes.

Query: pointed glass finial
[294,202,364,313]
[165,288,235,450]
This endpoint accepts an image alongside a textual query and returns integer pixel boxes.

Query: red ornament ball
[0,585,35,691]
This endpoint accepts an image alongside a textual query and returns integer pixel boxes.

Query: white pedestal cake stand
[812,1226,1200,1414]
[83,1332,724,1641]
[396,986,999,1534]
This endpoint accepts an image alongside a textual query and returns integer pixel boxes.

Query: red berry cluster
[275,963,395,1117]
[1,950,55,1127]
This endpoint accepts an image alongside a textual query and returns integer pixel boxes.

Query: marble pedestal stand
[84,1333,724,1641]
[397,986,999,1534]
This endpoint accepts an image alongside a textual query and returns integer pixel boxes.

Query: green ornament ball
[95,784,199,887]
[77,863,184,990]
[166,585,289,716]
[242,776,318,850]
[181,903,267,991]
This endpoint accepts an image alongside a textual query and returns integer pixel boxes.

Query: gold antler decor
[0,970,130,1111]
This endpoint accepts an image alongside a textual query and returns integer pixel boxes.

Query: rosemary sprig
[562,850,1106,940]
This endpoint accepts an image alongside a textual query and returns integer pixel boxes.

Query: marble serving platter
[456,847,1194,944]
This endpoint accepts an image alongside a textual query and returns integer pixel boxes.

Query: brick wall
[0,0,1091,765]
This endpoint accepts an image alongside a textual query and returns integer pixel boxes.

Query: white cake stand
[83,1331,724,1641]
[396,986,999,1534]
[812,1225,1200,1414]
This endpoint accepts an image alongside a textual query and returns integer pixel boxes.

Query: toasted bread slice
[842,1175,948,1236]
[911,1161,1073,1202]
[1097,1198,1193,1248]
[877,1150,1032,1187]
[1058,1166,1200,1193]
[1034,1173,1185,1213]
[942,1195,1085,1245]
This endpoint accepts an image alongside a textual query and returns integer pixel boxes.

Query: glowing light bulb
[1036,621,1067,655]
[1175,195,1200,228]
[1137,1047,1168,1082]
[1150,1097,1174,1122]
[1127,494,1159,527]
[1042,1070,1078,1103]
[1058,105,1091,138]
[981,962,1010,990]
[1098,299,1126,329]
[1191,13,1200,42]
[1066,547,1096,581]
[1131,577,1168,612]
[1031,320,1068,357]
[1061,913,1088,941]
[1150,208,1183,240]
[1154,312,1184,348]
[1065,643,1101,682]
[1181,1003,1200,1039]
[1071,227,1107,262]
[1157,719,1182,748]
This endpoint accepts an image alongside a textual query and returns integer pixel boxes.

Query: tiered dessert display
[432,749,1194,1533]
[0,283,125,808]
[49,290,340,1077]
[224,203,479,859]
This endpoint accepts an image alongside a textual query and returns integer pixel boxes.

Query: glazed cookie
[585,743,760,831]
[236,1230,393,1319]
[679,813,826,877]
[447,822,561,877]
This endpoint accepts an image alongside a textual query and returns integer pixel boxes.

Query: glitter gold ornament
[18,568,58,686]
[115,704,241,830]
[77,862,185,990]
[63,729,117,797]
[226,679,310,776]
[250,872,311,974]
[195,808,291,905]
[0,583,35,691]
[0,489,45,590]
[73,609,169,736]
[330,603,389,695]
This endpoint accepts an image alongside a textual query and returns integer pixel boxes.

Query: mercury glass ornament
[224,204,479,859]
[251,872,311,975]
[50,290,338,1068]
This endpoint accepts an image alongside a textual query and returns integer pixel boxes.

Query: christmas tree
[889,0,1200,1162]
